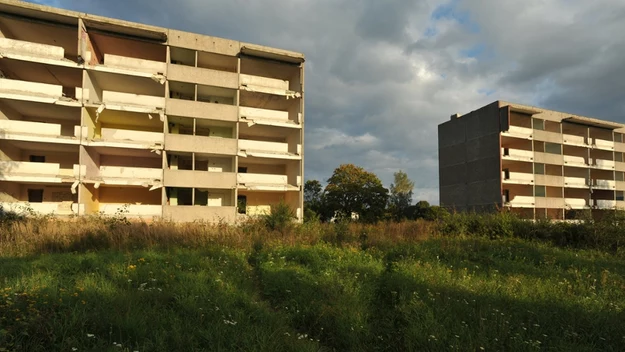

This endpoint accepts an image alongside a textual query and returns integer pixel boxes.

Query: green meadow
[1,215,624,351]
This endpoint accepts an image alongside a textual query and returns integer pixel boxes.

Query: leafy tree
[389,170,414,221]
[413,200,431,219]
[304,179,325,222]
[408,200,450,221]
[324,164,389,223]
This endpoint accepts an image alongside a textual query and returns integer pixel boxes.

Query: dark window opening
[237,195,247,214]
[28,189,44,203]
[195,189,209,206]
[29,155,45,163]
[238,167,248,173]
[177,188,193,205]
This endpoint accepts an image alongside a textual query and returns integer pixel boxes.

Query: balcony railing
[101,91,165,109]
[562,134,588,146]
[98,203,162,217]
[506,196,535,207]
[0,38,78,68]
[0,78,66,101]
[238,173,287,185]
[239,140,288,153]
[101,54,166,76]
[593,138,614,150]
[592,199,616,209]
[564,176,588,187]
[593,159,615,170]
[237,172,298,191]
[0,201,81,215]
[98,166,162,185]
[239,139,300,159]
[563,155,587,167]
[0,38,64,59]
[240,74,300,98]
[593,179,616,189]
[565,198,589,209]
[501,148,533,161]
[503,126,532,139]
[239,107,298,127]
[502,172,534,184]
[0,161,78,182]
[99,128,164,145]
[0,120,84,141]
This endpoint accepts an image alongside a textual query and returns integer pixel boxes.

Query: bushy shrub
[262,201,296,235]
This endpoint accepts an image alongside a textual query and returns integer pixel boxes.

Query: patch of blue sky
[29,0,61,6]
[460,43,497,61]
[478,88,496,96]
[431,0,480,33]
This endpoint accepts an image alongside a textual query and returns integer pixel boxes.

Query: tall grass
[1,211,625,350]
[1,210,624,257]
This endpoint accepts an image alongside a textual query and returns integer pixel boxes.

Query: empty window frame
[545,143,562,155]
[534,185,546,198]
[532,118,545,131]
[534,163,545,175]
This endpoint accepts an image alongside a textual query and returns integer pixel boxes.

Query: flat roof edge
[562,116,623,130]
[0,0,167,41]
[241,43,305,63]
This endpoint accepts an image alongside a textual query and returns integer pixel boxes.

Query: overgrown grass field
[1,214,625,351]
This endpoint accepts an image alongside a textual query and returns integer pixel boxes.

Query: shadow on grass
[0,248,323,352]
[373,266,625,352]
[255,241,625,352]
[2,239,625,351]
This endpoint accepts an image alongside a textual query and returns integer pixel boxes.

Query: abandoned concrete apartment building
[439,101,625,220]
[0,1,304,222]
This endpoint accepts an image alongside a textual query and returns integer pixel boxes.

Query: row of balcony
[502,148,621,170]
[505,196,620,210]
[0,120,300,160]
[0,78,300,127]
[0,36,301,100]
[502,172,620,190]
[0,201,236,221]
[503,126,622,151]
[0,161,299,191]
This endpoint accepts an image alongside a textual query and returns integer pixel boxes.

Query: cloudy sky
[31,0,625,204]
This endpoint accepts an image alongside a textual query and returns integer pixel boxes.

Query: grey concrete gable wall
[439,101,502,210]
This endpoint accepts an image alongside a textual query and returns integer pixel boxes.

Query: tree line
[304,164,447,223]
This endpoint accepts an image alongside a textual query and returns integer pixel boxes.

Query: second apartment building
[0,0,304,222]
[439,101,625,220]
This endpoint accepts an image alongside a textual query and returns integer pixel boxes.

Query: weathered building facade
[439,101,625,220]
[0,0,304,222]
